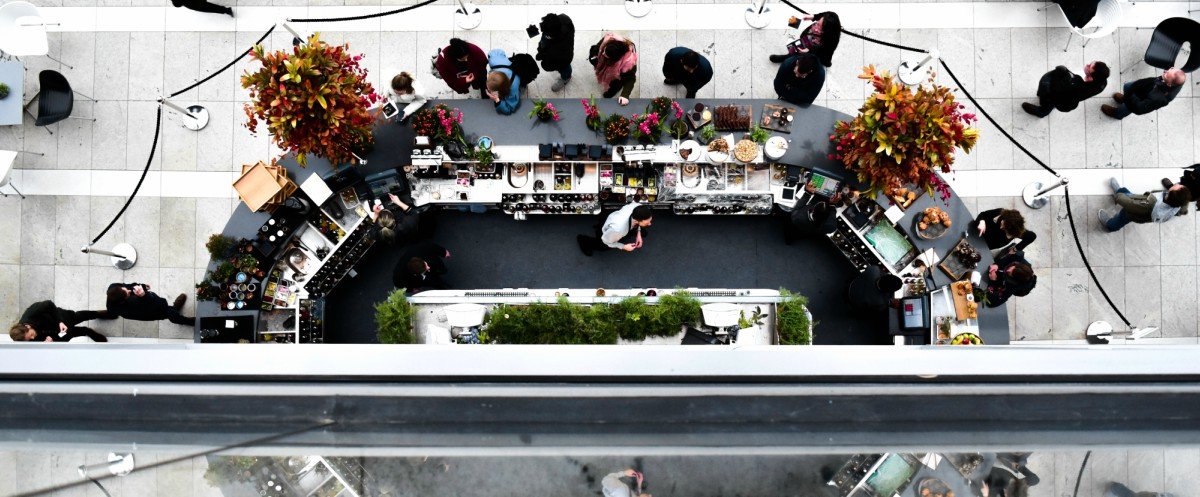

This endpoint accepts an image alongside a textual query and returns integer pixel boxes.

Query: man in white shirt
[577,202,653,256]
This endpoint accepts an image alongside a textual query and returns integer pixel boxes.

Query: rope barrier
[1063,186,1132,327]
[939,60,1060,177]
[168,24,276,98]
[287,0,438,23]
[88,107,162,246]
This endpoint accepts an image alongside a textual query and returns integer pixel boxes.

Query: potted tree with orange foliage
[241,34,381,168]
[829,66,979,200]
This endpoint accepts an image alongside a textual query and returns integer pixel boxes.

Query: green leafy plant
[232,254,259,274]
[609,292,701,341]
[830,65,978,199]
[738,306,766,329]
[205,234,237,261]
[527,99,560,121]
[972,286,991,307]
[212,261,237,282]
[669,118,689,140]
[195,278,221,302]
[203,456,258,487]
[468,145,495,168]
[698,123,716,142]
[776,289,812,345]
[749,125,770,144]
[649,96,674,117]
[0,83,10,100]
[652,291,702,336]
[375,290,415,344]
[630,111,663,143]
[485,298,617,344]
[241,33,380,168]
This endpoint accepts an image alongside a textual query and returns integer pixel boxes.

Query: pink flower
[671,101,683,119]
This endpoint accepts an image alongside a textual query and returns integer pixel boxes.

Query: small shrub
[375,290,415,344]
[776,289,812,345]
[651,291,701,337]
[205,234,237,261]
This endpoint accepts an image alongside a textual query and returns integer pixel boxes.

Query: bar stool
[0,149,42,199]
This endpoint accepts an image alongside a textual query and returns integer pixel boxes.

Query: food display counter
[196,98,1008,345]
[829,453,991,497]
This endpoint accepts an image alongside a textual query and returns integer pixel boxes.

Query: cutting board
[759,104,795,133]
[949,281,977,320]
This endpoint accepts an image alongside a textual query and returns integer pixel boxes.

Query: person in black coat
[106,283,195,326]
[662,47,713,99]
[783,200,836,245]
[984,250,1037,307]
[170,0,233,17]
[847,265,903,313]
[973,208,1038,252]
[1022,61,1109,118]
[393,241,451,294]
[9,301,109,342]
[770,12,842,68]
[1101,68,1186,119]
[535,13,575,92]
[1051,0,1101,28]
[774,52,825,107]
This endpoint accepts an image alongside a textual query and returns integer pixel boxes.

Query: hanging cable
[1064,187,1132,327]
[88,107,163,245]
[288,0,438,23]
[169,25,276,98]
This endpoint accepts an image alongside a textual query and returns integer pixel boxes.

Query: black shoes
[577,235,594,257]
[769,54,788,63]
[1021,102,1042,117]
[173,293,187,311]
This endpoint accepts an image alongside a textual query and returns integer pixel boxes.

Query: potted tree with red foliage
[829,65,979,200]
[241,34,381,168]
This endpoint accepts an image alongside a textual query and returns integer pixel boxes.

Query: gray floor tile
[713,29,751,99]
[0,265,20,324]
[1087,449,1129,497]
[1122,219,1161,266]
[1083,102,1122,168]
[197,32,237,103]
[21,264,57,312]
[165,32,202,102]
[1011,98,1050,170]
[1156,98,1194,167]
[937,28,976,100]
[195,198,233,269]
[1163,448,1200,496]
[676,30,716,100]
[128,32,166,100]
[1009,28,1048,101]
[970,98,1014,170]
[637,30,679,101]
[1120,104,1159,167]
[0,196,21,264]
[54,195,91,266]
[196,100,235,172]
[1051,267,1090,339]
[53,264,92,311]
[88,197,127,267]
[127,100,165,171]
[93,32,131,101]
[1051,194,1085,268]
[821,32,865,102]
[1047,101,1087,169]
[1087,265,1126,332]
[973,29,1013,99]
[20,196,56,265]
[1011,266,1053,340]
[1123,265,1162,334]
[122,196,161,268]
[160,197,197,269]
[1086,195,1124,266]
[91,100,130,170]
[161,112,200,171]
[1160,265,1198,338]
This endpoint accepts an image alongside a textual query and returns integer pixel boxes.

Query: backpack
[501,53,539,88]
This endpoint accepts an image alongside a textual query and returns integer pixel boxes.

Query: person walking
[106,282,195,327]
[589,33,638,106]
[662,47,712,99]
[392,241,451,293]
[1021,61,1109,117]
[9,301,109,342]
[534,13,575,92]
[1098,177,1191,232]
[577,202,653,256]
[847,265,902,313]
[1101,68,1186,119]
[435,38,488,96]
[601,468,651,497]
[769,12,841,67]
[774,52,825,107]
[983,250,1037,308]
[171,0,233,17]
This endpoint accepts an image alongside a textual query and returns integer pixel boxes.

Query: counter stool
[0,149,43,199]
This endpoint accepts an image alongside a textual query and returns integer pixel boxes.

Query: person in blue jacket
[485,49,523,115]
[773,52,824,107]
[662,47,712,99]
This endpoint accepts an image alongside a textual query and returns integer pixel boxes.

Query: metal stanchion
[282,21,308,46]
[78,453,135,479]
[624,0,653,18]
[1086,321,1158,344]
[81,243,138,270]
[1022,176,1069,209]
[898,49,940,86]
[158,98,209,131]
[744,0,770,29]
[455,0,482,30]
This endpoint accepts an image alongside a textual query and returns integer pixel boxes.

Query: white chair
[1059,0,1125,52]
[0,149,42,199]
[0,2,71,68]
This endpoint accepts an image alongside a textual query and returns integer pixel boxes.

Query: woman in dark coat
[770,12,842,68]
[535,13,575,91]
[973,208,1038,252]
[435,38,489,96]
[9,301,108,342]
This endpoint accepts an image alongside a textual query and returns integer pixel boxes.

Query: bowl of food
[678,140,702,162]
[914,206,951,239]
[951,332,983,345]
[734,139,758,163]
[764,136,788,160]
[707,138,729,163]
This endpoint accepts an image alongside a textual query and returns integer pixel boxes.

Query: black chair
[22,70,94,134]
[1122,17,1200,75]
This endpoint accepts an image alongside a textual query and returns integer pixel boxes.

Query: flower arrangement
[527,99,560,122]
[649,96,674,117]
[411,104,465,145]
[829,65,979,199]
[582,96,604,131]
[630,112,663,143]
[603,114,631,144]
[241,34,380,168]
[668,118,689,140]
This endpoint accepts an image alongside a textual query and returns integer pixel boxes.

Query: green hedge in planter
[485,292,702,344]
[375,290,416,344]
[776,289,812,345]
